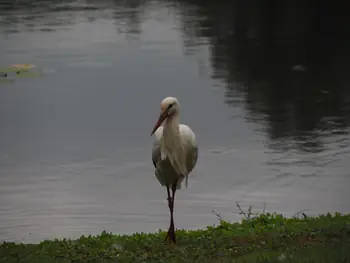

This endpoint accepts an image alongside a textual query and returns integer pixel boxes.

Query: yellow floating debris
[9,64,36,70]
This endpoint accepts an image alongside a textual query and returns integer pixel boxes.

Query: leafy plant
[1,208,349,263]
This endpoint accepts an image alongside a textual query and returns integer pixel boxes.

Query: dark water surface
[0,0,349,243]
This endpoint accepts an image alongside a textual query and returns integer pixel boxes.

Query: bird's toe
[163,228,176,244]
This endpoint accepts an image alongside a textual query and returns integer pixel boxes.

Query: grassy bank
[1,211,349,263]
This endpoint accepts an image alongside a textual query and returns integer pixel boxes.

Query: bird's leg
[164,185,173,243]
[164,180,177,244]
[166,186,172,210]
[169,180,177,243]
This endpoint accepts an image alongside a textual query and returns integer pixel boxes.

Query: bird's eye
[167,103,174,109]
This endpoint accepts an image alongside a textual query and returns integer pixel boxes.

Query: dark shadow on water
[175,0,350,152]
[0,0,88,32]
[112,0,145,36]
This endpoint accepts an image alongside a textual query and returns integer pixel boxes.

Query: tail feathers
[179,173,188,189]
[176,174,186,190]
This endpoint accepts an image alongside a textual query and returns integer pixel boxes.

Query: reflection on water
[193,1,350,150]
[0,0,349,243]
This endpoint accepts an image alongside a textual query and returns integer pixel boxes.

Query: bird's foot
[163,226,176,244]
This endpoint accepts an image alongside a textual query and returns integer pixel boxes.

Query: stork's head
[150,97,179,135]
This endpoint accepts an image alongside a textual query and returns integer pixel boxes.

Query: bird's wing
[151,125,198,187]
[187,143,198,173]
[152,140,160,168]
[151,126,163,169]
[180,124,198,187]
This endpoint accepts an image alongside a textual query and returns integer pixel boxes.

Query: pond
[0,0,349,243]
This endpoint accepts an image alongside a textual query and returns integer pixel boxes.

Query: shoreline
[1,212,349,262]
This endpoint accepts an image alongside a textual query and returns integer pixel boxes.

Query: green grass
[1,212,350,263]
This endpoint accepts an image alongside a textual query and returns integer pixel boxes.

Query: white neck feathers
[160,114,187,176]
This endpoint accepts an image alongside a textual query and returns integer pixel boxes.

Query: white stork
[150,97,198,244]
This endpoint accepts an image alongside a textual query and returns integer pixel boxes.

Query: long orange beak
[150,110,168,135]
